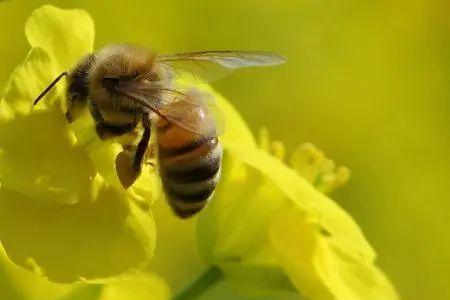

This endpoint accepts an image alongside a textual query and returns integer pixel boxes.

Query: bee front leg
[65,54,96,122]
[65,94,87,123]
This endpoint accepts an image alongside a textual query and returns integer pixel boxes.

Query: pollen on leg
[115,150,141,188]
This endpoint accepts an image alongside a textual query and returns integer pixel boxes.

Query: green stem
[173,266,223,300]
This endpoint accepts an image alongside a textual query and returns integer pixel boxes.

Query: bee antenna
[33,72,68,106]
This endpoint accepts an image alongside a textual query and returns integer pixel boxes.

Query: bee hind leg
[115,114,151,188]
[132,115,151,172]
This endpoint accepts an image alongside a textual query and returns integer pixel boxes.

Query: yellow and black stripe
[157,126,222,218]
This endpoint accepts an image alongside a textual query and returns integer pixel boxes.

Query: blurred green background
[1,1,449,299]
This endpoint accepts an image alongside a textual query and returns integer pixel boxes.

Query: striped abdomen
[156,120,222,218]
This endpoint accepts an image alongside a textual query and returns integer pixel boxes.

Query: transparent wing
[157,50,286,82]
[158,89,225,137]
[114,79,225,137]
[158,50,286,68]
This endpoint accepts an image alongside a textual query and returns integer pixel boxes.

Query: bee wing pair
[115,50,286,137]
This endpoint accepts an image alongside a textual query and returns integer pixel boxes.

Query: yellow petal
[98,272,170,300]
[0,242,73,300]
[270,207,399,300]
[1,5,95,117]
[0,107,95,205]
[0,181,155,283]
[198,154,285,262]
[197,153,294,293]
[68,113,158,207]
[224,142,376,261]
[25,5,95,71]
[219,244,296,294]
[1,242,169,300]
[0,48,59,117]
[147,196,205,294]
[224,143,398,299]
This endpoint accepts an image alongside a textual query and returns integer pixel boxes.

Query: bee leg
[143,143,157,168]
[65,101,75,123]
[145,161,156,168]
[95,123,117,140]
[65,94,87,123]
[115,114,151,188]
[132,114,151,172]
[116,150,138,188]
[89,103,113,140]
[146,143,157,159]
[65,54,96,122]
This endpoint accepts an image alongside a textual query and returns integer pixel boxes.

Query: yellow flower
[0,5,399,300]
[197,130,399,299]
[0,5,156,283]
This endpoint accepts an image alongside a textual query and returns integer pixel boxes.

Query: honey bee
[34,44,285,218]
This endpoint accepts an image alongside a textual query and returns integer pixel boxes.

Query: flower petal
[197,153,295,293]
[224,142,376,261]
[0,180,155,282]
[198,155,284,262]
[1,242,169,300]
[223,142,398,299]
[0,47,59,117]
[67,112,159,207]
[0,107,95,205]
[0,242,74,300]
[1,5,95,118]
[25,5,95,71]
[98,272,170,300]
[270,208,399,300]
[147,197,204,294]
[218,247,296,294]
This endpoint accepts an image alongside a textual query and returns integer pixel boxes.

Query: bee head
[91,44,155,93]
[87,44,164,111]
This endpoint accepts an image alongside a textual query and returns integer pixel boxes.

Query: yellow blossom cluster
[0,5,399,300]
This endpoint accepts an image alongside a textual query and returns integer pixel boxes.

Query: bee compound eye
[101,77,120,90]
